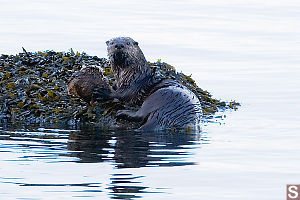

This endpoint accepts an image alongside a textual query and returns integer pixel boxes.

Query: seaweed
[0,49,239,128]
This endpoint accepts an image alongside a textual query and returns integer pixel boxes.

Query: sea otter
[94,37,202,130]
[67,66,111,105]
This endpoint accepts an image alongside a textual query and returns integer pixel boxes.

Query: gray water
[1,0,300,199]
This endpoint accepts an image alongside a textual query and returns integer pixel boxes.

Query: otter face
[106,37,139,69]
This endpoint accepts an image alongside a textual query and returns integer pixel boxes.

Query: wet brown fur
[106,37,155,105]
[106,37,202,130]
[67,66,111,104]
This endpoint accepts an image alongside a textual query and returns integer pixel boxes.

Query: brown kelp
[0,49,239,128]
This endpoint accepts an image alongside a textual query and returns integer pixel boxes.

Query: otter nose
[115,44,125,49]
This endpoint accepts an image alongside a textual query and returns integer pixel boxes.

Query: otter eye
[126,42,130,45]
[133,41,139,46]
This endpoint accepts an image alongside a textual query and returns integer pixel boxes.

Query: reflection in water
[67,127,204,199]
[108,174,147,199]
[0,126,208,199]
[67,128,201,167]
[114,130,199,168]
[67,129,111,163]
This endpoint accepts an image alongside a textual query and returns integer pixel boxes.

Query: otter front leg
[116,110,144,122]
[92,87,113,102]
[93,86,135,102]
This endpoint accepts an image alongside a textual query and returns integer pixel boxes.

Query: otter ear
[106,40,110,46]
[133,41,139,46]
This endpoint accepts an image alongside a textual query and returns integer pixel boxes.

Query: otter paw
[116,110,144,122]
[92,87,112,102]
[116,110,134,120]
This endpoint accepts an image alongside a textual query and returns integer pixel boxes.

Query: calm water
[1,0,300,199]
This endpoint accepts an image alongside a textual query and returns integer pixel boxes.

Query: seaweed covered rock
[0,49,239,128]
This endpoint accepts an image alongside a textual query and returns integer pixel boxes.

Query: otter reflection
[67,127,111,163]
[67,128,201,168]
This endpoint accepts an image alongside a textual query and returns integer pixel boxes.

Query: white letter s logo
[288,186,299,199]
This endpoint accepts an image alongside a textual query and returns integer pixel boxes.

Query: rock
[0,49,239,128]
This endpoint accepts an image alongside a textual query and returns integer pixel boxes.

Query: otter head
[106,37,146,72]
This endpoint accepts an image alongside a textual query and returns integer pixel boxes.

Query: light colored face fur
[106,37,144,71]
